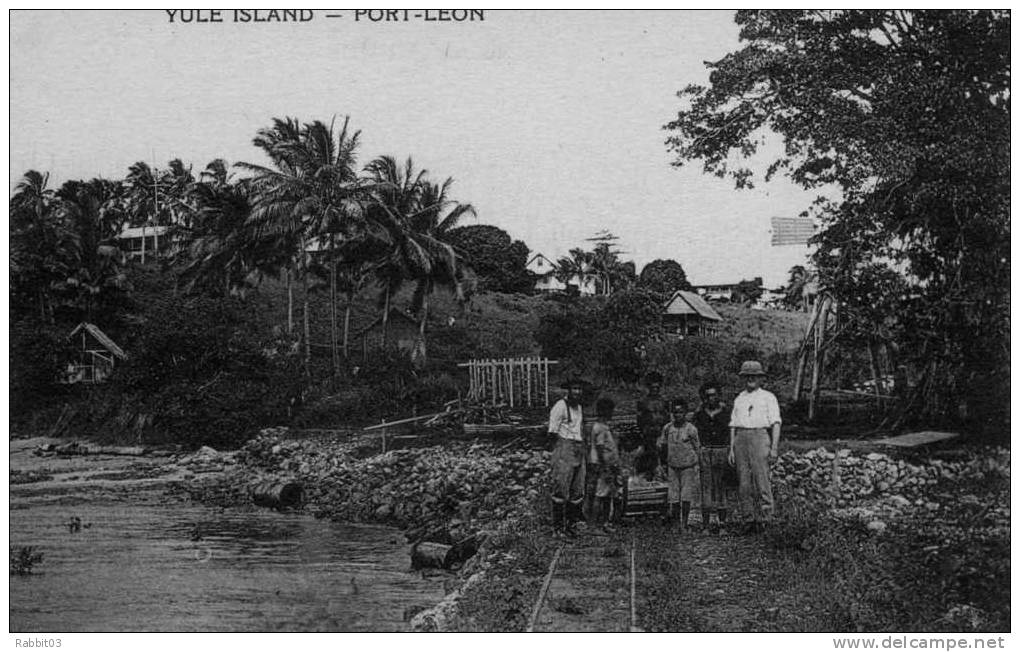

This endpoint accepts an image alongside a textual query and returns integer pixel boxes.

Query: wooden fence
[458,357,559,407]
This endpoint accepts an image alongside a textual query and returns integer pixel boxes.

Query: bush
[78,292,300,448]
[10,317,70,418]
[535,289,664,383]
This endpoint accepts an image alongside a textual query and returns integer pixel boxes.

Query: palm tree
[11,170,63,321]
[162,158,197,227]
[239,116,366,375]
[363,155,430,343]
[124,162,168,227]
[556,248,595,293]
[51,179,130,321]
[784,265,816,311]
[406,178,475,337]
[178,176,288,297]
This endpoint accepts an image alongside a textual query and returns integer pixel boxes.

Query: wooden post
[491,359,497,406]
[809,297,830,421]
[868,341,883,409]
[527,358,533,407]
[544,358,550,406]
[792,299,823,402]
[509,359,515,408]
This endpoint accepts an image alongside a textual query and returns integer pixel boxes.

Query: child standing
[588,397,621,535]
[658,399,701,531]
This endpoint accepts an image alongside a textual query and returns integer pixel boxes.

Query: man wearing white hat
[727,360,782,533]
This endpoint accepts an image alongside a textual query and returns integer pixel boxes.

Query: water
[9,444,446,632]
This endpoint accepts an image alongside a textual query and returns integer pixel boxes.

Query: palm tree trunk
[286,268,294,335]
[382,285,391,345]
[419,290,430,336]
[329,256,339,378]
[301,253,311,377]
[342,293,353,359]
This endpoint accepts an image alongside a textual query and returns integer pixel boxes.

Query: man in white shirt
[548,376,587,538]
[727,360,782,533]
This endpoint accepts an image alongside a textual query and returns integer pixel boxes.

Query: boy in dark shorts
[588,397,621,535]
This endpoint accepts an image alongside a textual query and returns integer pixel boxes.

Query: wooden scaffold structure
[792,293,898,421]
[458,357,559,407]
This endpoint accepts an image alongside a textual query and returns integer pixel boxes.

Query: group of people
[546,361,782,538]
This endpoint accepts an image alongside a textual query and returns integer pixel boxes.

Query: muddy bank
[179,429,1009,631]
[9,437,449,632]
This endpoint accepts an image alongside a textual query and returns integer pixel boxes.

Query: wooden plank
[873,431,959,448]
[362,412,443,431]
[526,545,564,632]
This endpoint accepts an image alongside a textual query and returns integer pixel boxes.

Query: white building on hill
[527,253,597,296]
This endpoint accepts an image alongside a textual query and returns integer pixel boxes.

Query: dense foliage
[535,289,663,383]
[446,224,534,294]
[78,292,301,449]
[637,258,692,295]
[664,10,1009,433]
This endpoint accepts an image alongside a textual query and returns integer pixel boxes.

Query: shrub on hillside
[535,289,663,383]
[79,293,300,448]
[10,317,71,418]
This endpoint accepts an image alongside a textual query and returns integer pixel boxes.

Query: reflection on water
[10,499,445,632]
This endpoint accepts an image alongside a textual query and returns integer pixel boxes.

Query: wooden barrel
[250,480,304,509]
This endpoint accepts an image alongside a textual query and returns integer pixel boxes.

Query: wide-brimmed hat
[559,375,591,389]
[738,360,767,376]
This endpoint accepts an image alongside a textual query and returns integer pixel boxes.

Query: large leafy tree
[664,10,1009,429]
[638,258,693,295]
[446,224,533,294]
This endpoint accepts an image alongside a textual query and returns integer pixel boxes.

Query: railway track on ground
[526,534,641,632]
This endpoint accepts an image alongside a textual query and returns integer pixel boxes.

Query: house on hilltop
[527,253,597,296]
[64,322,128,384]
[117,225,170,263]
[692,277,763,302]
[662,290,724,337]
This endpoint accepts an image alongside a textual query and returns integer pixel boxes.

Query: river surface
[9,438,446,632]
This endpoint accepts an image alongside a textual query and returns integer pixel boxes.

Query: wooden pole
[809,297,830,421]
[509,359,515,408]
[868,341,883,409]
[527,358,533,407]
[544,358,550,406]
[793,299,823,402]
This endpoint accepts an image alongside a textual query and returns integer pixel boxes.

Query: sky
[9,9,818,287]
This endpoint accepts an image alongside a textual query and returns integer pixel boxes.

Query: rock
[867,520,887,533]
[889,495,911,507]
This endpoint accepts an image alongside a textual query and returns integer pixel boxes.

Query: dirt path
[519,521,825,633]
[527,533,633,631]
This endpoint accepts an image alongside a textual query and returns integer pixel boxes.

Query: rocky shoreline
[176,428,1010,631]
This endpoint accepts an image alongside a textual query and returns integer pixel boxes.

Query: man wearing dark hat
[548,376,587,538]
[727,361,782,533]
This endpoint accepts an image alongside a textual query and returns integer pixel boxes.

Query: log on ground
[249,480,304,509]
